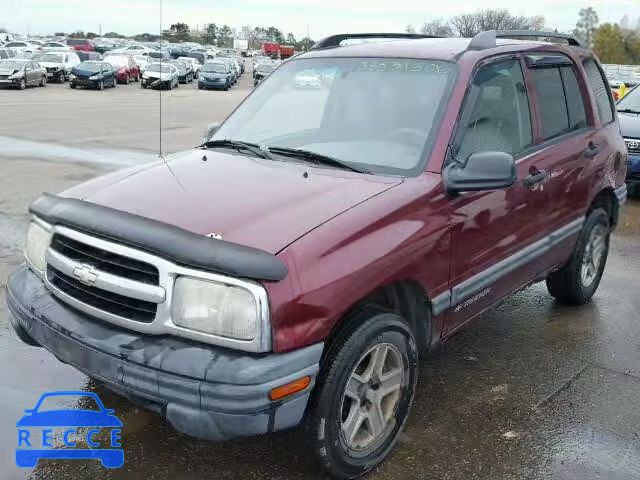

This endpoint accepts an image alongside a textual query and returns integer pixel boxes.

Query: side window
[583,59,614,125]
[560,66,587,131]
[456,59,532,162]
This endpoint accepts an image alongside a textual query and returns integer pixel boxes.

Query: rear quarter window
[583,58,615,125]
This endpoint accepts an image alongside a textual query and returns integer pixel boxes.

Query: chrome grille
[46,232,164,323]
[51,234,159,284]
[624,138,640,155]
[47,266,157,322]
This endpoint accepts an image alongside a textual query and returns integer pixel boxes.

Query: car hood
[0,68,20,75]
[73,68,100,77]
[618,111,640,138]
[62,149,402,254]
[145,72,170,79]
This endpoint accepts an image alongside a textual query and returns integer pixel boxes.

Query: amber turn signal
[269,376,311,401]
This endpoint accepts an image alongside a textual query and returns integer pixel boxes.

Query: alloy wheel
[581,224,607,288]
[340,343,404,450]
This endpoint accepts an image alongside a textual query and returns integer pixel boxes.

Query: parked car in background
[253,61,277,86]
[178,56,202,78]
[93,38,117,54]
[133,55,152,74]
[141,62,179,89]
[0,59,47,89]
[616,85,640,196]
[41,41,70,52]
[112,44,152,55]
[69,61,116,90]
[171,59,193,84]
[32,51,80,83]
[105,55,140,84]
[4,41,40,54]
[185,52,206,65]
[198,61,232,90]
[66,39,95,52]
[75,51,102,62]
[0,48,17,60]
[294,69,322,88]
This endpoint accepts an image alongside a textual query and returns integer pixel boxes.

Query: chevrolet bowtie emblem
[72,264,98,285]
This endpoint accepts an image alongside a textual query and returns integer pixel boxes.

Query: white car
[4,41,40,54]
[112,44,153,54]
[141,62,179,89]
[41,41,72,52]
[31,51,81,82]
[178,56,202,77]
[133,55,152,73]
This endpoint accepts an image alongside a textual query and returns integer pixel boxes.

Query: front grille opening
[51,234,159,285]
[48,266,157,323]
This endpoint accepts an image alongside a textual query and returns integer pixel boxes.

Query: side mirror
[444,151,516,193]
[202,122,220,143]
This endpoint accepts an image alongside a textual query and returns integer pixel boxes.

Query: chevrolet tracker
[7,31,628,479]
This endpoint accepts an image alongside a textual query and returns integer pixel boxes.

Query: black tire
[305,308,418,479]
[546,208,610,305]
[141,82,146,89]
[18,77,26,90]
[70,82,76,89]
[56,71,64,83]
[97,80,104,91]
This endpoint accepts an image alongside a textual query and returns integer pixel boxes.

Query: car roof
[297,37,577,62]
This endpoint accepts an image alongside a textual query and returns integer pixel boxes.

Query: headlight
[89,74,100,80]
[24,220,51,275]
[171,276,264,342]
[68,73,76,79]
[9,72,23,79]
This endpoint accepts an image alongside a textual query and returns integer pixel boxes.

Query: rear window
[67,39,90,46]
[531,62,587,141]
[583,59,615,125]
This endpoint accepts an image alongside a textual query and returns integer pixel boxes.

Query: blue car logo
[16,391,123,468]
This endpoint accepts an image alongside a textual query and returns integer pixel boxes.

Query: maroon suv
[7,31,628,478]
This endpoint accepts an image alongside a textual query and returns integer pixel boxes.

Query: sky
[2,0,638,40]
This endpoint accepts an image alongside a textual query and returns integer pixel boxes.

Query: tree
[420,19,453,37]
[163,22,190,42]
[203,23,217,45]
[574,7,599,47]
[286,32,296,45]
[86,32,98,39]
[296,36,315,51]
[68,31,86,39]
[54,32,67,37]
[134,33,161,42]
[217,24,233,47]
[450,9,545,37]
[593,23,626,63]
[104,32,125,39]
[266,26,284,43]
[405,24,416,34]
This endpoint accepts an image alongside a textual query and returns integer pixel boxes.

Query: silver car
[31,52,80,83]
[141,62,179,90]
[0,59,47,89]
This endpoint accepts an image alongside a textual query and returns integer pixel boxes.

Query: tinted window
[67,39,89,46]
[457,59,532,161]
[532,68,570,140]
[584,59,614,125]
[560,66,587,130]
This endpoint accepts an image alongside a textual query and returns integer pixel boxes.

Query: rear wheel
[305,308,418,479]
[546,208,610,304]
[39,75,47,87]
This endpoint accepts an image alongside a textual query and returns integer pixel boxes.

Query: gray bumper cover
[6,267,322,441]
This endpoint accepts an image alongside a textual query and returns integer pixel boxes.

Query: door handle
[523,169,547,188]
[584,141,601,159]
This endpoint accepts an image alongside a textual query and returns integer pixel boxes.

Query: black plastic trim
[30,193,288,282]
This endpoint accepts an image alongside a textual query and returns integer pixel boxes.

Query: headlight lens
[171,277,261,341]
[9,72,22,79]
[68,73,76,79]
[89,74,100,80]
[24,221,51,275]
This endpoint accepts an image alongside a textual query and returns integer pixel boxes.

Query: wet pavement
[1,75,640,479]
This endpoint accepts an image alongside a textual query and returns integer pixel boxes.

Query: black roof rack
[468,30,583,50]
[311,33,440,50]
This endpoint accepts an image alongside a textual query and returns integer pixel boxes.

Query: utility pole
[99,24,102,36]
[307,24,310,51]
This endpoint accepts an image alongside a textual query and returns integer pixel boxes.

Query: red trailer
[262,42,280,57]
[279,45,295,59]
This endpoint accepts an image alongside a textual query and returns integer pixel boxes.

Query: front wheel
[305,309,418,479]
[17,78,26,90]
[546,208,610,305]
[97,80,104,91]
[40,76,47,87]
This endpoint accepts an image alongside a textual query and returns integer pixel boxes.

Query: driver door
[444,56,551,334]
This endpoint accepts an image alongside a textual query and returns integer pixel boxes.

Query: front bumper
[7,267,322,441]
[627,153,640,186]
[199,77,227,88]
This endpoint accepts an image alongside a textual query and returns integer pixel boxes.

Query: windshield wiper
[267,147,370,174]
[617,108,640,114]
[202,139,273,160]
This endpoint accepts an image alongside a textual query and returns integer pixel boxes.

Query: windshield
[618,86,640,111]
[78,62,102,72]
[148,63,170,73]
[203,63,227,73]
[34,53,63,62]
[0,60,26,70]
[213,58,456,175]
